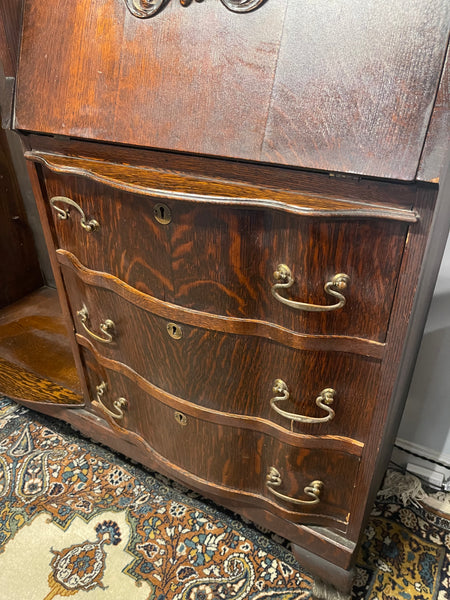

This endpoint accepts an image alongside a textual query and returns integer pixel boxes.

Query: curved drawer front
[61,262,380,443]
[45,171,407,342]
[82,348,359,531]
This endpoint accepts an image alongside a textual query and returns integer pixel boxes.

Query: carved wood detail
[124,0,265,18]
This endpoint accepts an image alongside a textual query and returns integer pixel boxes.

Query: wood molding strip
[79,334,364,457]
[26,151,419,222]
[57,249,385,359]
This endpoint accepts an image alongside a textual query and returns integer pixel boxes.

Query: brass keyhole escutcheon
[174,411,187,426]
[167,322,183,339]
[153,203,172,225]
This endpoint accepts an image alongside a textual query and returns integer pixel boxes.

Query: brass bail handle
[77,306,115,344]
[270,379,336,425]
[272,264,349,312]
[94,381,128,421]
[266,467,323,506]
[50,196,99,232]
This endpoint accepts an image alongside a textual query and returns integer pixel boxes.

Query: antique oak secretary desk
[0,0,449,596]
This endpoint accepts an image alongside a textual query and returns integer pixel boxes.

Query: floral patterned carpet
[0,396,448,600]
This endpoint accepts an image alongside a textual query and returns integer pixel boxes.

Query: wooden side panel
[417,44,450,183]
[0,125,42,307]
[15,0,286,160]
[262,0,449,180]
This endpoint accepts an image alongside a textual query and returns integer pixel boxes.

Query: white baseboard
[394,437,450,469]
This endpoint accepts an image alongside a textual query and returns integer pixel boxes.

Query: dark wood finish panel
[346,185,442,540]
[262,0,449,180]
[61,261,381,443]
[290,543,354,595]
[42,170,408,342]
[0,286,82,401]
[0,0,22,77]
[15,0,286,161]
[16,1,449,180]
[25,162,91,403]
[81,348,360,531]
[0,125,42,308]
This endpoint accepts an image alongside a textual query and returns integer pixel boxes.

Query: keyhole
[167,322,182,339]
[174,411,187,426]
[154,203,172,225]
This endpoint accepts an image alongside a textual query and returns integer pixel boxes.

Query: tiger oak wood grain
[78,335,364,457]
[21,143,447,590]
[0,287,82,401]
[23,134,421,209]
[57,248,385,360]
[15,0,286,162]
[24,161,92,403]
[10,1,449,592]
[81,347,359,531]
[41,168,409,342]
[60,260,381,443]
[0,357,82,405]
[13,397,356,572]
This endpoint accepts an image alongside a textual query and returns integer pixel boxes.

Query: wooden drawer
[81,347,360,531]
[45,170,409,342]
[60,257,380,443]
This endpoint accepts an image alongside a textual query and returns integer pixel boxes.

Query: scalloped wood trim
[26,150,419,222]
[80,334,364,457]
[57,249,385,359]
[89,392,352,531]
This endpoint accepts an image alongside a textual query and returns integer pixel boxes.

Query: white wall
[396,233,450,466]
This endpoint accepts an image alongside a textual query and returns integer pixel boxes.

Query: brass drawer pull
[50,196,99,232]
[77,306,115,344]
[266,467,323,506]
[270,379,335,425]
[272,264,349,312]
[95,381,127,421]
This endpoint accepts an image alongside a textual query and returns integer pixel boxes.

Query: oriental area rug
[0,397,449,600]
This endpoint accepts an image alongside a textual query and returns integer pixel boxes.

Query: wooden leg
[290,543,354,599]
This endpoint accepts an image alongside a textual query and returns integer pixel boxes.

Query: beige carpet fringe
[379,468,450,515]
[312,578,351,600]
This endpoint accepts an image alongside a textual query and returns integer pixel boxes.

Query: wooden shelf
[0,286,83,405]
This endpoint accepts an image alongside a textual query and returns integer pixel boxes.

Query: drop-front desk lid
[14,0,449,182]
